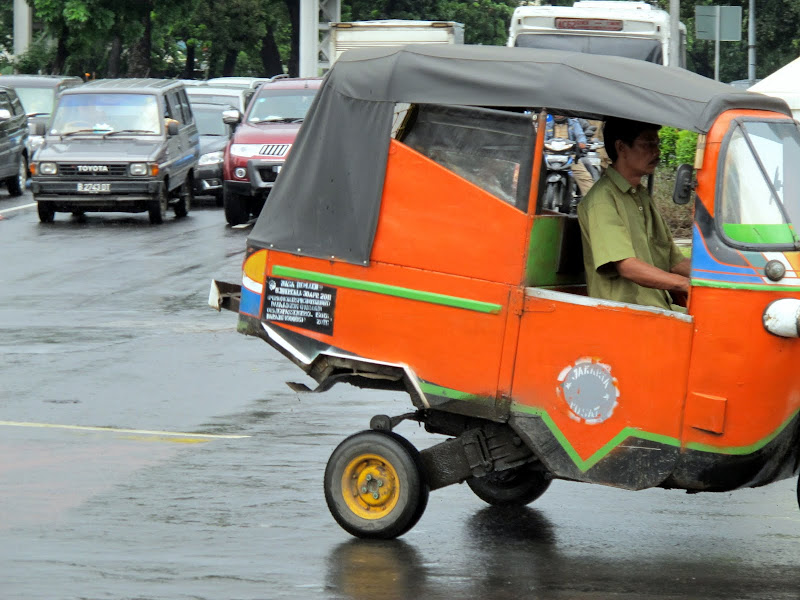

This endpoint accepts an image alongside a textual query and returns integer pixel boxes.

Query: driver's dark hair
[603,117,661,163]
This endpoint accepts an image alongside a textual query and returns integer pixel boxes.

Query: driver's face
[618,130,660,177]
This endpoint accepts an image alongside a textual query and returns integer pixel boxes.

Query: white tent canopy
[749,57,800,119]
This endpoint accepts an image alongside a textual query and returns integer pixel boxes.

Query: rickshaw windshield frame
[715,116,800,252]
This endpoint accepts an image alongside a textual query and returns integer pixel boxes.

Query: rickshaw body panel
[509,290,693,489]
[241,140,538,419]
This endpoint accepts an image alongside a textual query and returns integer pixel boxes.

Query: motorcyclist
[545,114,595,196]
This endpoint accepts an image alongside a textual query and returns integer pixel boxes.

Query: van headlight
[199,151,223,165]
[129,163,148,176]
[39,162,57,175]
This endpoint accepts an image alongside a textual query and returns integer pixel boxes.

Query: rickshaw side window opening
[400,104,535,211]
[719,120,800,247]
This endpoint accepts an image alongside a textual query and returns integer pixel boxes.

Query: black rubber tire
[148,186,168,224]
[466,463,551,507]
[37,201,55,223]
[6,154,27,197]
[796,475,799,512]
[224,188,249,225]
[324,430,429,540]
[174,176,193,218]
[543,183,557,211]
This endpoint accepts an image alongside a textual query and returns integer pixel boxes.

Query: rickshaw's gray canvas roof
[250,45,790,264]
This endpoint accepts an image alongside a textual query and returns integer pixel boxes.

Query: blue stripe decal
[240,287,261,316]
[691,224,763,283]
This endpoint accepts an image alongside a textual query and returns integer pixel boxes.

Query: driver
[577,117,690,311]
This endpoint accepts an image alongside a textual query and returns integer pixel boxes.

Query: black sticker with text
[263,277,336,335]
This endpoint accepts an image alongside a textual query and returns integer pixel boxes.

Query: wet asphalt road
[1,189,800,600]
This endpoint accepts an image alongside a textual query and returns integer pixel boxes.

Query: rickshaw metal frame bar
[271,265,503,314]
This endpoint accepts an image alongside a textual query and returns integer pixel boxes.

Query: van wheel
[466,463,551,507]
[148,187,168,224]
[174,177,193,218]
[6,154,27,197]
[224,189,249,225]
[324,430,429,539]
[37,201,55,223]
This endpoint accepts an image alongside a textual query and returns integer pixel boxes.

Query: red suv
[221,77,322,225]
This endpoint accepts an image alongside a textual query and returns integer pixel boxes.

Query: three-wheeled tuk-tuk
[210,45,800,539]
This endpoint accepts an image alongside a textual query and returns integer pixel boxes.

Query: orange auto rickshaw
[211,45,800,539]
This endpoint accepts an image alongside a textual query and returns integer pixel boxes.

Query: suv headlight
[129,163,148,176]
[39,162,57,175]
[199,151,223,166]
[230,144,263,158]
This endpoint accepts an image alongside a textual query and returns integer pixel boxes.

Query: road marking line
[0,202,36,216]
[0,420,250,439]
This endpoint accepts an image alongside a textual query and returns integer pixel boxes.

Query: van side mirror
[167,120,179,136]
[33,121,47,136]
[0,108,11,120]
[673,163,694,205]
[222,109,242,125]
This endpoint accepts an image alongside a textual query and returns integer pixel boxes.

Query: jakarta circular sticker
[557,358,619,424]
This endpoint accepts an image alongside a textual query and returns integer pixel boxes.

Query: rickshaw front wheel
[467,463,551,507]
[324,430,429,539]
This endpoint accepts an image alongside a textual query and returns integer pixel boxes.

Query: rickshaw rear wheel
[796,475,799,511]
[324,430,429,539]
[466,463,551,507]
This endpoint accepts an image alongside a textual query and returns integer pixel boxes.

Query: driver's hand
[579,142,587,150]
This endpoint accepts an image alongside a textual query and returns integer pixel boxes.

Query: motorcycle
[543,137,576,213]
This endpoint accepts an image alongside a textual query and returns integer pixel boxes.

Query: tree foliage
[4,0,800,81]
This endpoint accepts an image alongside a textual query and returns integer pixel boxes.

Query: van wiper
[60,129,100,138]
[26,112,50,118]
[104,129,157,138]
[253,116,303,124]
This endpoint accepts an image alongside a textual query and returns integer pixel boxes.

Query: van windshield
[719,120,800,247]
[514,34,663,64]
[50,93,162,135]
[247,89,316,123]
[13,87,56,116]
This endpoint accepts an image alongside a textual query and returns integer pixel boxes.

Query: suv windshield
[247,89,316,123]
[719,120,800,247]
[14,87,55,116]
[50,93,162,135]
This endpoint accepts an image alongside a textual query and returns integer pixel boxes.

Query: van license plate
[77,183,111,193]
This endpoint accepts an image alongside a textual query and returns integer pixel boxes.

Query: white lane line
[0,420,250,439]
[0,202,36,215]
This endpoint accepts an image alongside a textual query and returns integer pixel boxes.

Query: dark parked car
[31,78,199,224]
[0,85,29,196]
[191,102,236,205]
[0,75,83,158]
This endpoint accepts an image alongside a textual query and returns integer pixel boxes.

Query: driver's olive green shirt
[577,167,685,310]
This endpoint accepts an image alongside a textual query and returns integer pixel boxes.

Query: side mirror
[673,163,694,205]
[222,109,242,126]
[33,121,47,136]
[0,108,11,120]
[167,120,179,136]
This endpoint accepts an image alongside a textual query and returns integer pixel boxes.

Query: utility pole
[748,0,756,85]
[13,0,33,59]
[669,0,680,67]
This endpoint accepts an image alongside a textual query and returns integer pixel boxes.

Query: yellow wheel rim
[341,453,400,520]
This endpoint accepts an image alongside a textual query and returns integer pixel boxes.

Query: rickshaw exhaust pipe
[763,299,800,338]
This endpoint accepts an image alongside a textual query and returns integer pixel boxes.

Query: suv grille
[258,144,290,157]
[58,164,129,177]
